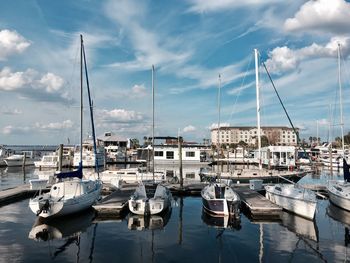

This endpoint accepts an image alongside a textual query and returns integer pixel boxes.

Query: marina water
[0,166,348,262]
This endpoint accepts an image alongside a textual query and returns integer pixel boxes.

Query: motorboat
[201,182,240,217]
[128,182,172,215]
[34,152,71,169]
[73,140,105,168]
[265,183,317,220]
[98,167,165,188]
[5,151,36,167]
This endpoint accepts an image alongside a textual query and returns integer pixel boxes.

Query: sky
[1,0,350,145]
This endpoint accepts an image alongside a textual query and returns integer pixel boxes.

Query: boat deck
[234,187,282,218]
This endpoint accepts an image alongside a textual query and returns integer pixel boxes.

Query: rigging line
[228,54,253,125]
[261,60,312,163]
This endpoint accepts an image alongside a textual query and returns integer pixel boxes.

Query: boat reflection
[28,208,95,241]
[201,209,241,230]
[279,211,319,242]
[327,202,350,227]
[127,208,172,231]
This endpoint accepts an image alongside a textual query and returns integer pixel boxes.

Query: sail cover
[56,162,83,179]
[343,158,350,182]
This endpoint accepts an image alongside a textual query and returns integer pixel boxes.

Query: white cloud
[2,125,31,135]
[265,36,350,73]
[209,123,230,129]
[34,120,74,130]
[0,107,22,115]
[186,0,280,13]
[0,29,31,61]
[104,0,191,71]
[38,73,64,93]
[284,0,350,35]
[183,125,196,133]
[0,67,33,91]
[0,67,72,103]
[2,120,74,135]
[98,108,144,123]
[130,84,148,98]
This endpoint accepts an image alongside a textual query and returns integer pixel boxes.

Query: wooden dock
[0,184,49,207]
[234,187,282,219]
[93,188,135,215]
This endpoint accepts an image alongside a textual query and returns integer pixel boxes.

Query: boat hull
[328,189,350,211]
[29,181,102,218]
[265,187,316,220]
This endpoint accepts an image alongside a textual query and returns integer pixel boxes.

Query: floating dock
[0,184,49,206]
[234,187,282,219]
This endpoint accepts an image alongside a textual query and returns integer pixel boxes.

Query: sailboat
[128,65,172,216]
[29,35,102,218]
[201,74,240,217]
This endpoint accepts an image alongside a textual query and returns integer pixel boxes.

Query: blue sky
[0,0,350,145]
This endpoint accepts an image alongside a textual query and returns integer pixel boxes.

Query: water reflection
[201,209,241,231]
[279,211,319,242]
[127,208,172,231]
[28,208,95,241]
[327,203,350,227]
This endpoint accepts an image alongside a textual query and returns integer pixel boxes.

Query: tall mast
[80,35,83,164]
[255,49,262,170]
[338,43,345,153]
[152,65,155,180]
[217,74,221,158]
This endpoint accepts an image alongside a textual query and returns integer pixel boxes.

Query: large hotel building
[211,126,298,146]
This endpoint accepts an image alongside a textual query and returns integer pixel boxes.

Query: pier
[234,187,282,218]
[0,184,49,207]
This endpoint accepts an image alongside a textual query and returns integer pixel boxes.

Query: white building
[211,126,298,146]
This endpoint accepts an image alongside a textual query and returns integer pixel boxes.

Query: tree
[130,138,140,149]
[261,135,269,147]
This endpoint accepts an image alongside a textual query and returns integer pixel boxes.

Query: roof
[98,132,128,142]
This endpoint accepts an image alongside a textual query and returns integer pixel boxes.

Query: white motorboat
[98,167,165,187]
[201,182,240,217]
[73,140,105,168]
[128,182,172,215]
[0,146,14,166]
[29,35,102,219]
[265,184,317,220]
[34,153,71,169]
[5,151,36,167]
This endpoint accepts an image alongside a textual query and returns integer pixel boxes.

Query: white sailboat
[29,35,102,218]
[128,182,172,215]
[265,183,317,220]
[201,74,240,217]
[128,65,171,215]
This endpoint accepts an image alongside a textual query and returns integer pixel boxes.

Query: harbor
[0,165,348,262]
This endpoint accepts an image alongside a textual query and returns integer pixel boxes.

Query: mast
[82,34,99,175]
[338,43,345,153]
[255,49,262,170]
[152,65,155,180]
[80,35,83,166]
[217,74,221,172]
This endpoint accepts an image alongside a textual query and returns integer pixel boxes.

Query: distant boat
[73,140,105,168]
[265,183,317,220]
[29,35,102,218]
[0,146,14,167]
[5,151,36,167]
[128,182,172,215]
[34,151,72,169]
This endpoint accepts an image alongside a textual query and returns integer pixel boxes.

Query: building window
[155,151,163,157]
[186,151,195,157]
[186,173,195,179]
[166,151,174,159]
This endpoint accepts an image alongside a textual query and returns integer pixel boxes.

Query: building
[211,126,298,146]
